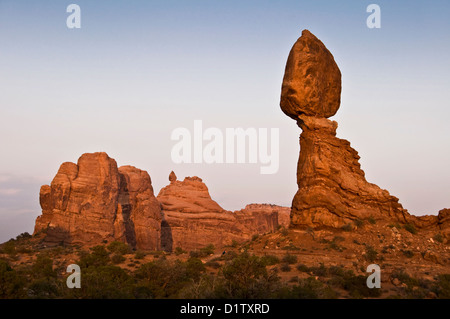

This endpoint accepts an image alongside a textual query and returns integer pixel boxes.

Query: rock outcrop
[238,204,291,228]
[280,30,341,119]
[281,30,412,228]
[157,174,285,251]
[34,152,162,249]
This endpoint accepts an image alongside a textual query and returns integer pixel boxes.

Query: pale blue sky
[1,1,449,242]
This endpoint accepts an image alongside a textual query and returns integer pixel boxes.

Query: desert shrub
[433,233,444,243]
[341,224,353,232]
[251,234,259,241]
[174,247,187,255]
[2,241,16,256]
[189,250,201,258]
[0,260,26,298]
[217,252,279,299]
[28,278,61,299]
[434,274,450,299]
[310,263,328,277]
[107,241,130,255]
[282,243,300,251]
[111,254,126,264]
[367,216,376,225]
[32,255,56,279]
[278,277,337,299]
[190,244,215,258]
[200,244,215,256]
[134,258,205,298]
[354,219,364,228]
[134,250,146,259]
[280,263,291,272]
[391,269,419,288]
[280,227,289,237]
[78,245,110,268]
[281,254,297,265]
[260,255,280,266]
[401,250,414,258]
[205,261,221,269]
[328,266,346,277]
[231,240,239,248]
[404,224,417,235]
[222,251,238,261]
[185,257,206,281]
[68,265,134,299]
[16,232,32,241]
[296,264,310,273]
[364,245,378,263]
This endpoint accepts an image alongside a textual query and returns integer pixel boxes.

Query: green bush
[341,224,353,232]
[28,278,61,299]
[78,245,110,268]
[185,257,206,281]
[190,244,215,258]
[16,232,32,241]
[296,264,310,273]
[218,252,279,299]
[433,233,444,243]
[354,219,364,228]
[111,254,126,264]
[261,255,280,266]
[404,224,417,235]
[364,246,378,263]
[134,259,193,298]
[32,255,56,279]
[174,247,187,256]
[200,244,215,256]
[2,241,16,256]
[205,261,221,269]
[434,274,450,299]
[401,250,414,258]
[280,263,291,272]
[0,260,25,298]
[281,254,298,265]
[134,250,146,259]
[278,277,337,299]
[70,265,135,299]
[310,263,328,277]
[107,241,131,255]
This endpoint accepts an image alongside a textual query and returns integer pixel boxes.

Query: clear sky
[1,0,449,242]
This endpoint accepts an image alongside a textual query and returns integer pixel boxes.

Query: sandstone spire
[281,30,410,228]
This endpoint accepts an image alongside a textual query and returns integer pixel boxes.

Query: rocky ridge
[34,153,288,251]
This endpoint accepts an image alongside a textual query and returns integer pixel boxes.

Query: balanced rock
[34,152,162,249]
[280,31,411,228]
[169,171,177,183]
[280,29,341,119]
[157,175,283,251]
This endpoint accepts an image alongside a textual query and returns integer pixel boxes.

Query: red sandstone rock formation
[34,152,162,249]
[157,174,285,251]
[280,30,413,228]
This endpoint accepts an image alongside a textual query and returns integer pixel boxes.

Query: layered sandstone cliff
[34,153,289,250]
[157,174,285,251]
[34,152,162,250]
